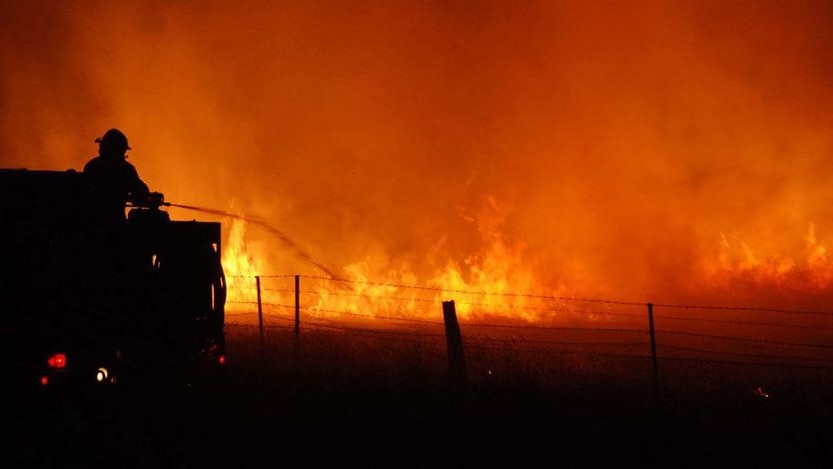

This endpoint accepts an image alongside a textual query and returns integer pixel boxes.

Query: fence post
[647,302,660,401]
[294,275,300,339]
[256,275,264,342]
[442,300,467,397]
[293,274,300,378]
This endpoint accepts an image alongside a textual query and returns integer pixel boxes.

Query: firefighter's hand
[146,192,165,208]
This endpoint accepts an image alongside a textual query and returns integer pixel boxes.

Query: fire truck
[2,168,226,397]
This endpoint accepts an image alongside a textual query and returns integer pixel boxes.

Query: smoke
[2,0,832,307]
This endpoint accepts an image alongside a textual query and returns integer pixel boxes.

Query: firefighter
[82,129,151,349]
[83,128,150,223]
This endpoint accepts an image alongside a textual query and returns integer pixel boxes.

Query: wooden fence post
[256,275,264,357]
[647,302,660,401]
[442,300,467,396]
[293,274,300,378]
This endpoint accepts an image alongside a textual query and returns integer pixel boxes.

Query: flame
[424,196,547,321]
[222,203,833,324]
[221,197,577,323]
[3,2,833,319]
[222,217,264,308]
[703,223,833,303]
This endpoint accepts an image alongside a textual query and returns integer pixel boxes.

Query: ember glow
[2,1,832,319]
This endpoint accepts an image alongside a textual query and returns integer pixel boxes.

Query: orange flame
[704,223,833,301]
[3,2,832,319]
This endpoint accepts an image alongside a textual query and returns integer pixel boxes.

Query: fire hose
[130,193,339,280]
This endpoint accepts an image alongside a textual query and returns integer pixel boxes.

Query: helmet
[95,128,131,151]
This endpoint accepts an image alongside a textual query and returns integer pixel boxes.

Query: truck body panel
[2,168,226,394]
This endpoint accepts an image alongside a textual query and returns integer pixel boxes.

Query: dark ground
[9,326,833,468]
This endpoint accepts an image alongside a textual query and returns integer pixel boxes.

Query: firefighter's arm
[129,190,166,209]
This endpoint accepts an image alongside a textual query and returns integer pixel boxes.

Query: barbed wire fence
[222,274,833,406]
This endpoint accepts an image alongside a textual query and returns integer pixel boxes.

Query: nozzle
[128,191,168,209]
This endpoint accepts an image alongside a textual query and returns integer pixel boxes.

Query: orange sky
[2,0,832,311]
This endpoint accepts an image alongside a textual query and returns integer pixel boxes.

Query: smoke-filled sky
[2,0,832,308]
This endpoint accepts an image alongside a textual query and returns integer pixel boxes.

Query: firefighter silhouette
[83,128,150,223]
[82,129,152,352]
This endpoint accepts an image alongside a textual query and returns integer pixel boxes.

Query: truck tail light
[47,353,67,369]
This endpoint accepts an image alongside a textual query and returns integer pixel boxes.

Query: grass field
[10,321,833,467]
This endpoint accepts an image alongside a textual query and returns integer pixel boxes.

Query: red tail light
[218,354,226,365]
[47,353,67,369]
